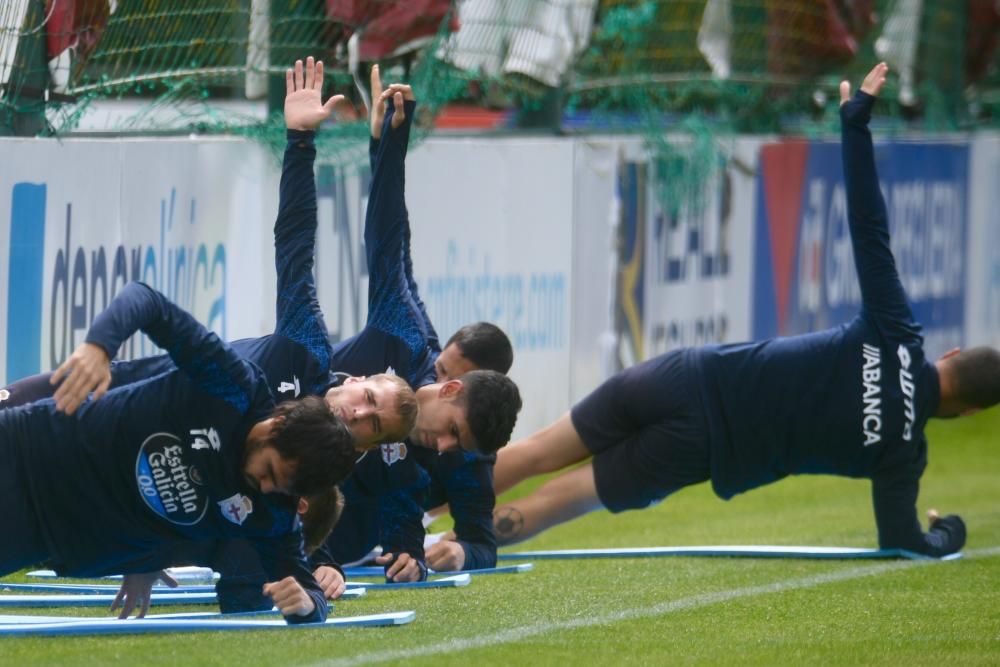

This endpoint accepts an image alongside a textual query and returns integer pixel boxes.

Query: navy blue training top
[314,99,436,578]
[691,92,960,555]
[0,282,326,623]
[103,128,333,402]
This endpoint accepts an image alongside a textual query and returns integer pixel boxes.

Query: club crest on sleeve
[218,493,254,525]
[380,442,408,466]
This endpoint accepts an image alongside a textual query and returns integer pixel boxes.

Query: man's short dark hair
[446,322,514,374]
[270,396,355,496]
[301,486,345,556]
[458,370,522,455]
[949,346,1000,409]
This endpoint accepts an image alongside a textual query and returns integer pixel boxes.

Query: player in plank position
[309,65,521,580]
[0,57,418,603]
[0,282,357,623]
[0,57,520,591]
[488,63,999,557]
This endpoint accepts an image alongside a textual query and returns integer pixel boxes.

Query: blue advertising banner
[753,140,968,359]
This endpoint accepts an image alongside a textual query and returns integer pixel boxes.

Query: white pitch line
[307,546,1000,667]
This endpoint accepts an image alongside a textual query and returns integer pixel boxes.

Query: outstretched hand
[285,56,345,131]
[369,64,415,140]
[840,62,889,106]
[50,342,111,414]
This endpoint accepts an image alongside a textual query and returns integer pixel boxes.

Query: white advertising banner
[2,132,993,436]
[967,132,1000,348]
[1,137,275,385]
[639,137,759,359]
[406,138,575,438]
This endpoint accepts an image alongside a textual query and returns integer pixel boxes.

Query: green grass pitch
[1,409,998,665]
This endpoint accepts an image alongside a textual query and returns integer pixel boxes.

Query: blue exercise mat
[0,592,220,607]
[349,573,471,590]
[0,609,280,624]
[344,563,533,578]
[27,567,218,583]
[0,583,366,600]
[497,546,952,561]
[0,611,415,636]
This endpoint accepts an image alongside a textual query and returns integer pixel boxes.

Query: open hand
[840,62,889,106]
[285,56,345,131]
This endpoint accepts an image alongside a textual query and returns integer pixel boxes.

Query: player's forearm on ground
[455,539,496,570]
[446,465,499,569]
[379,493,428,581]
[871,473,966,556]
[255,535,328,623]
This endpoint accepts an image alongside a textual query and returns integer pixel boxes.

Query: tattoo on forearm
[493,506,524,545]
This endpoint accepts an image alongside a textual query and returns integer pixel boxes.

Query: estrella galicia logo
[135,433,208,525]
[380,442,408,466]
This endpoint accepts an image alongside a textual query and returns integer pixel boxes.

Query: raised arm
[274,57,344,379]
[363,78,434,381]
[839,63,915,327]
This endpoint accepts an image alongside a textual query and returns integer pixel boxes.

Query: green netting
[0,0,992,190]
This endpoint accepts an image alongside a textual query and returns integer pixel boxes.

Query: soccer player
[0,281,357,623]
[0,57,417,451]
[310,66,521,580]
[489,63,999,557]
[0,57,413,604]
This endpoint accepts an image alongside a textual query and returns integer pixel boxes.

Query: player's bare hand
[840,62,889,106]
[111,570,178,619]
[50,342,111,414]
[376,552,422,582]
[927,508,941,528]
[285,56,345,131]
[376,84,414,130]
[313,565,346,600]
[426,540,465,572]
[263,576,316,617]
